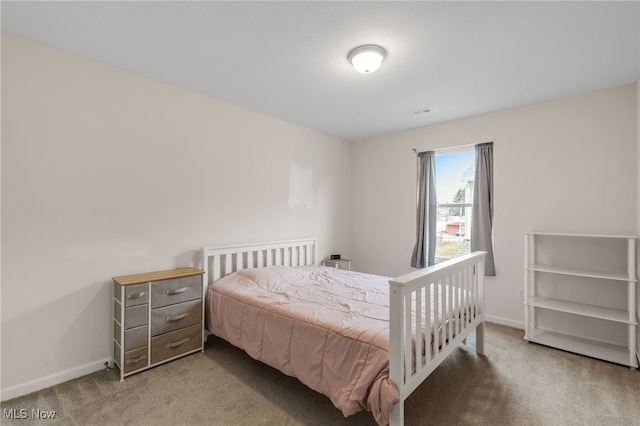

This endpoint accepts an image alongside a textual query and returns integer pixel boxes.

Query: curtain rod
[412,140,493,155]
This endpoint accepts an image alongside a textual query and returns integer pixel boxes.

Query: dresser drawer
[151,299,201,337]
[123,346,148,375]
[114,323,148,350]
[151,275,201,308]
[123,283,149,307]
[151,324,201,364]
[118,304,147,329]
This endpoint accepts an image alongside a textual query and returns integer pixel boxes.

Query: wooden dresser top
[112,267,204,286]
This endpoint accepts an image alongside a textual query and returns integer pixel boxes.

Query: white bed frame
[201,238,486,426]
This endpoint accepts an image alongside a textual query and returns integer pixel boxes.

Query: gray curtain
[471,142,495,276]
[411,151,437,268]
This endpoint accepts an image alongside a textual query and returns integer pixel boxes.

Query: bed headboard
[201,238,317,286]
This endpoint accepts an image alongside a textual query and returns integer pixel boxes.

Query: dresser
[112,267,204,380]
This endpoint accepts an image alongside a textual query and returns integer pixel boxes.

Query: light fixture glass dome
[348,45,387,74]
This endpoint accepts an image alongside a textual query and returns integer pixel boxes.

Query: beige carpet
[2,323,639,425]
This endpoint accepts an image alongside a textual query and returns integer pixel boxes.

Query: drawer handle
[166,338,189,349]
[127,291,146,299]
[166,287,188,296]
[166,312,188,322]
[126,355,147,364]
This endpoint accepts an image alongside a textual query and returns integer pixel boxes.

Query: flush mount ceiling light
[348,45,387,74]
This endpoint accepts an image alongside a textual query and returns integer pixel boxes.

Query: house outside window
[434,150,474,263]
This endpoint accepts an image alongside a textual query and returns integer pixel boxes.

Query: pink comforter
[205,265,400,425]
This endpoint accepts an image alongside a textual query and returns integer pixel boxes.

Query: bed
[201,239,486,426]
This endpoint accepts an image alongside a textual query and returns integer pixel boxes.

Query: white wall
[0,35,352,398]
[351,84,638,327]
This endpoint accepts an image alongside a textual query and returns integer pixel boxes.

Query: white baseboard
[1,357,111,402]
[485,314,525,330]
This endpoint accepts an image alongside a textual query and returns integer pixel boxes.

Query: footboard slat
[415,287,423,373]
[447,277,453,344]
[404,295,412,378]
[471,266,476,322]
[434,281,440,355]
[424,284,434,365]
[389,251,486,426]
[463,267,470,325]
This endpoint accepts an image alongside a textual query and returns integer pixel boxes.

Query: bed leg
[389,400,403,426]
[476,321,485,356]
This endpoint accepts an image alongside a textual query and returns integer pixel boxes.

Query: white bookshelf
[524,232,638,368]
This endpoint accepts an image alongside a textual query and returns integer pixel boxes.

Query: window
[411,142,494,274]
[434,149,475,263]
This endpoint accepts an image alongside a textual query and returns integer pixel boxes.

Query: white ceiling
[2,1,639,141]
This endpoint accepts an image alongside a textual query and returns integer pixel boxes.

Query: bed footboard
[388,251,487,426]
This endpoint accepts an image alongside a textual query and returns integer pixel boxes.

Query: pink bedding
[205,265,471,425]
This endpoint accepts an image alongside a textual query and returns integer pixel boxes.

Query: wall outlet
[517,289,525,300]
